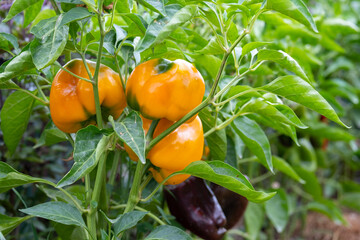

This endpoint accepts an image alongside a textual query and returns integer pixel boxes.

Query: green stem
[49,0,61,15]
[18,89,48,105]
[87,151,108,240]
[123,161,145,214]
[85,174,95,239]
[65,133,74,147]
[92,11,106,129]
[27,74,51,84]
[109,151,121,187]
[204,112,250,137]
[105,0,118,33]
[57,65,94,83]
[110,204,166,225]
[32,78,49,103]
[58,188,87,213]
[251,172,273,184]
[214,89,256,107]
[146,99,210,152]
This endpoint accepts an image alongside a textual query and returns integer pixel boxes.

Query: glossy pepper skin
[164,177,227,240]
[50,59,126,133]
[125,116,204,185]
[210,183,248,229]
[126,58,205,121]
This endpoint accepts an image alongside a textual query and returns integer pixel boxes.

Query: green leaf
[37,185,83,208]
[30,16,69,69]
[265,189,289,233]
[240,98,307,129]
[232,116,273,172]
[193,54,222,80]
[259,75,348,128]
[114,211,148,236]
[245,202,264,240]
[0,91,35,155]
[178,161,276,203]
[321,78,359,105]
[0,50,36,83]
[300,122,354,142]
[60,7,93,26]
[294,166,322,200]
[0,81,19,90]
[57,126,107,188]
[307,200,346,225]
[34,121,68,148]
[3,0,42,22]
[0,214,32,236]
[0,33,19,51]
[137,5,197,52]
[110,112,146,164]
[20,202,86,227]
[145,225,192,240]
[250,114,299,145]
[0,161,51,193]
[31,9,57,27]
[257,49,309,82]
[24,0,44,27]
[340,193,360,211]
[120,13,147,37]
[241,42,270,56]
[138,0,166,16]
[321,18,359,38]
[272,156,304,183]
[265,0,318,32]
[196,37,225,55]
[199,108,227,161]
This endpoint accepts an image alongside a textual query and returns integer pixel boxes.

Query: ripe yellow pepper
[125,116,204,185]
[126,58,205,121]
[50,59,126,133]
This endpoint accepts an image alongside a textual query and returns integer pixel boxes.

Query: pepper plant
[0,0,358,239]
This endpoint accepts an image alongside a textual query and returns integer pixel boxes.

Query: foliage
[0,0,359,239]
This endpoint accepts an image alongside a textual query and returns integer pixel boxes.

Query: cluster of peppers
[50,58,205,184]
[49,58,248,239]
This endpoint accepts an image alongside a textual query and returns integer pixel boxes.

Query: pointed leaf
[20,202,86,227]
[138,0,166,16]
[145,225,191,240]
[259,75,348,127]
[240,98,307,129]
[0,214,32,236]
[0,50,35,83]
[57,126,106,188]
[177,161,276,203]
[114,211,148,236]
[0,91,36,155]
[60,7,93,26]
[265,189,289,233]
[272,156,304,183]
[137,5,197,52]
[110,112,146,164]
[3,0,42,22]
[0,161,52,193]
[257,49,309,82]
[30,15,69,69]
[245,202,265,240]
[241,42,270,56]
[265,0,318,32]
[232,116,273,171]
[199,109,227,161]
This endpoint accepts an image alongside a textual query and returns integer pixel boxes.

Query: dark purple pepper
[210,183,248,229]
[164,176,227,240]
